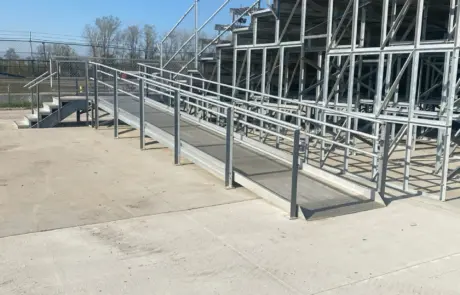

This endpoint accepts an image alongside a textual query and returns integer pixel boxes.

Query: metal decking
[98,95,383,220]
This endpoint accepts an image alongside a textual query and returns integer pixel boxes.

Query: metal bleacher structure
[15,0,460,218]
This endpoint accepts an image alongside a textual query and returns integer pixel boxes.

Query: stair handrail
[24,71,49,88]
[27,72,57,90]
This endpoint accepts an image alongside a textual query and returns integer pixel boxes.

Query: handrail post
[93,65,99,129]
[114,70,119,138]
[57,62,61,122]
[139,78,145,150]
[290,129,301,219]
[31,87,34,115]
[36,84,41,128]
[174,89,181,165]
[225,107,234,188]
[85,61,89,126]
[377,122,391,200]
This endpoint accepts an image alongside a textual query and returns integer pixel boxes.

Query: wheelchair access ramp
[97,95,384,220]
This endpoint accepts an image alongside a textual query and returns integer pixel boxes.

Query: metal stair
[15,96,87,129]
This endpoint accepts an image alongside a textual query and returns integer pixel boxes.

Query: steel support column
[440,0,460,201]
[403,0,424,190]
[85,61,89,126]
[114,71,119,138]
[377,123,391,199]
[290,129,301,219]
[174,90,181,165]
[139,78,145,150]
[93,65,99,129]
[57,62,61,122]
[225,107,234,188]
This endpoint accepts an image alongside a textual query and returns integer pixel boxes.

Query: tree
[83,15,121,58]
[36,44,78,60]
[176,29,194,61]
[143,24,157,60]
[96,16,122,58]
[123,25,142,60]
[4,48,19,60]
[83,24,100,57]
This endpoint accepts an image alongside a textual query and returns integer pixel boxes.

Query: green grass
[0,101,32,109]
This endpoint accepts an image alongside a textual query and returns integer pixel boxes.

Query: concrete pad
[0,127,256,238]
[188,199,460,294]
[1,198,460,294]
[1,119,460,294]
[0,109,27,130]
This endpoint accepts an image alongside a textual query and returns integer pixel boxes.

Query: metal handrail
[24,71,49,88]
[95,66,297,131]
[92,77,297,143]
[27,72,57,89]
[139,63,384,124]
[143,72,299,130]
[143,70,381,159]
[92,62,380,160]
[142,70,378,141]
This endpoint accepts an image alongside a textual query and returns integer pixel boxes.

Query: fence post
[225,107,234,188]
[139,78,145,150]
[290,129,301,219]
[174,90,181,165]
[377,122,391,200]
[85,61,89,126]
[93,65,99,129]
[114,71,119,138]
[57,62,61,122]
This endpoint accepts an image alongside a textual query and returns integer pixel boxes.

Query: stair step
[52,96,87,105]
[42,103,58,113]
[33,108,52,116]
[43,102,59,109]
[14,120,30,129]
[25,113,38,122]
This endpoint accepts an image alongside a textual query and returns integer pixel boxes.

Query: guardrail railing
[26,71,57,127]
[138,63,385,172]
[89,61,391,218]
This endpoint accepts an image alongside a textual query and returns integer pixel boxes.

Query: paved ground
[0,109,28,130]
[1,115,460,294]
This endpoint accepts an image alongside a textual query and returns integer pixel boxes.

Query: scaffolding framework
[159,0,460,201]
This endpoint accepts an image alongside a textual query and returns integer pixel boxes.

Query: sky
[0,0,261,55]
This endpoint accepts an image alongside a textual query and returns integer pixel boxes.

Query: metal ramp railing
[89,61,392,217]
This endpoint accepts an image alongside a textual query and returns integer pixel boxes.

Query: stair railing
[27,72,57,127]
[24,71,49,89]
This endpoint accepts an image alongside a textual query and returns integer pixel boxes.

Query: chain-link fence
[0,56,164,108]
